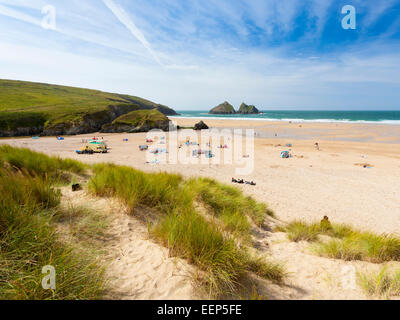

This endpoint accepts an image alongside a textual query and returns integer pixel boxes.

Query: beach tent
[89,140,108,148]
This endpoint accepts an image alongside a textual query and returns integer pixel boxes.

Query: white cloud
[0,3,41,26]
[0,0,398,110]
[102,0,162,65]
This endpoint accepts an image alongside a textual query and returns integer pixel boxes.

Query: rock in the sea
[101,109,172,133]
[209,101,236,114]
[194,121,209,130]
[237,103,260,114]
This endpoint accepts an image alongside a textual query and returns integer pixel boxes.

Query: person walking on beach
[315,142,320,150]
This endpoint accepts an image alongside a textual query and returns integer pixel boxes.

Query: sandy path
[103,212,195,300]
[61,187,196,300]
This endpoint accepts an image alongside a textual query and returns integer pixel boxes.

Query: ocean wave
[170,116,400,125]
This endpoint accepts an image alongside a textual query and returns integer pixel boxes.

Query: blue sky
[0,0,399,110]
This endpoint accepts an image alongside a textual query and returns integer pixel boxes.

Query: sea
[171,110,400,125]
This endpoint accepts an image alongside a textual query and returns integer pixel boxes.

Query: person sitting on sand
[320,216,332,231]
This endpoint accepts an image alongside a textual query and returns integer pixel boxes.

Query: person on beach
[315,142,320,150]
[320,216,332,231]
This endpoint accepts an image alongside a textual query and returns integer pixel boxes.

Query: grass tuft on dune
[314,233,400,263]
[88,163,284,298]
[0,164,105,299]
[0,145,86,182]
[279,220,400,263]
[358,267,400,298]
[276,220,354,242]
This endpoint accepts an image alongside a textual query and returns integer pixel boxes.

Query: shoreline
[171,115,400,125]
[171,117,400,144]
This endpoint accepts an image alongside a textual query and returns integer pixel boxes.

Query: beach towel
[150,148,167,154]
[146,159,160,165]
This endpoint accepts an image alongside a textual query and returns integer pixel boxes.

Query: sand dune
[60,186,196,300]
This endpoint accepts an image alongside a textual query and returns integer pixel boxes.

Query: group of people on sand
[232,178,256,186]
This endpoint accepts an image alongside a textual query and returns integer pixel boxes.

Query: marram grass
[0,166,105,300]
[313,232,400,263]
[88,163,285,298]
[358,267,400,298]
[279,219,400,263]
[0,144,86,182]
[277,220,354,242]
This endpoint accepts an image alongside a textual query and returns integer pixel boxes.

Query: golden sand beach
[2,119,400,300]
[2,119,399,234]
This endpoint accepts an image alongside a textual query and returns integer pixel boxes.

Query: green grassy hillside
[101,109,171,133]
[113,109,168,126]
[0,79,177,136]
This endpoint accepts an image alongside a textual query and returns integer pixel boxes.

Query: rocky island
[209,101,260,115]
[237,103,260,114]
[209,101,236,114]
